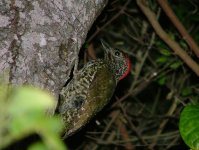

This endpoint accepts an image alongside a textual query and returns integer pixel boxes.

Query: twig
[92,110,120,150]
[165,135,180,150]
[87,43,97,60]
[121,105,149,148]
[87,0,131,42]
[112,110,135,150]
[136,0,199,77]
[118,122,135,150]
[157,0,199,58]
[87,130,179,144]
[84,43,96,65]
[149,98,178,149]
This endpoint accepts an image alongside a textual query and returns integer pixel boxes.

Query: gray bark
[0,0,106,115]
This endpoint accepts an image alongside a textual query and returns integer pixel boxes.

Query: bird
[58,40,131,137]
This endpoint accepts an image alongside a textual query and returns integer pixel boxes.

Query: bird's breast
[59,60,117,136]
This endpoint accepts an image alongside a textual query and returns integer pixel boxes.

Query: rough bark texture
[0,0,106,115]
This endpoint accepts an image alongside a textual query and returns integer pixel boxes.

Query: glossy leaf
[179,104,199,150]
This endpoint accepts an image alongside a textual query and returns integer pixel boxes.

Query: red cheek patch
[119,56,131,81]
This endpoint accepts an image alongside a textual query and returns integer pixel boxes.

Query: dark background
[66,0,199,149]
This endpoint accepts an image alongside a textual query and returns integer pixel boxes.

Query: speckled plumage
[59,41,131,137]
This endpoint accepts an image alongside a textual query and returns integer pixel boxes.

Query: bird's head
[101,40,131,81]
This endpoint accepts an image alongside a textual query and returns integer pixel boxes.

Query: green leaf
[168,32,175,40]
[179,41,188,49]
[41,133,66,150]
[1,86,66,150]
[8,86,55,116]
[156,39,168,49]
[179,104,199,150]
[28,142,48,150]
[156,56,168,64]
[159,49,171,56]
[157,76,167,85]
[181,87,192,97]
[170,62,182,69]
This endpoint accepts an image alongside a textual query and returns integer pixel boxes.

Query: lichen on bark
[0,0,106,115]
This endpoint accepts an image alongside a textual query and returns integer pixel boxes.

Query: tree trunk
[0,0,106,115]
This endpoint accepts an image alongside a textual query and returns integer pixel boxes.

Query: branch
[87,0,131,43]
[157,0,199,58]
[136,0,199,77]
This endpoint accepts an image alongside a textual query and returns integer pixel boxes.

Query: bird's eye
[115,51,121,56]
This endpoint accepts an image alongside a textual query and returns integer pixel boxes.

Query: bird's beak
[100,39,112,55]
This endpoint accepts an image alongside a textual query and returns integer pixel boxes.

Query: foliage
[180,104,199,150]
[74,0,199,149]
[0,85,67,150]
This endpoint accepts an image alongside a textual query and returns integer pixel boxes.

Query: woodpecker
[58,40,131,137]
